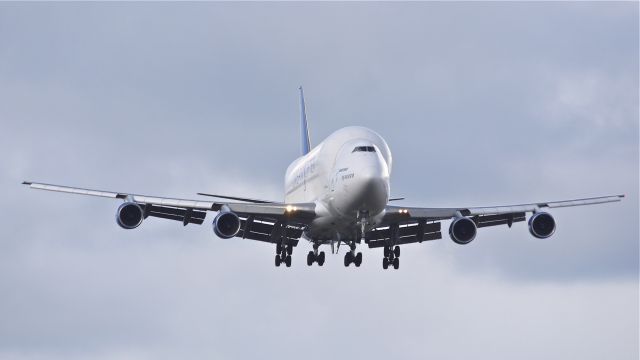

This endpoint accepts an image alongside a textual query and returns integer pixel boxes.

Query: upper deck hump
[320,126,392,171]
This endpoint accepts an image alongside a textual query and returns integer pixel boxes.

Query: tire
[344,253,351,267]
[383,247,390,258]
[318,252,325,266]
[393,257,399,270]
[382,257,389,269]
[285,255,292,267]
[355,252,363,267]
[394,246,401,258]
[276,243,282,254]
[307,251,314,266]
[286,245,293,255]
[275,255,281,267]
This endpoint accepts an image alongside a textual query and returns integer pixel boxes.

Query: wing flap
[144,204,207,225]
[474,212,526,228]
[236,216,304,246]
[366,221,442,248]
[367,232,442,248]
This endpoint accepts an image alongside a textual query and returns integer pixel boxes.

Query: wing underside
[23,181,313,246]
[23,181,623,249]
[370,195,623,248]
[144,204,208,225]
[365,212,527,248]
[237,216,304,246]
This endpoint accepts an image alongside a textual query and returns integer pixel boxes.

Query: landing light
[399,209,408,214]
[286,205,297,213]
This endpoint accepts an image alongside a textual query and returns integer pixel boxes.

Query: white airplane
[23,87,624,270]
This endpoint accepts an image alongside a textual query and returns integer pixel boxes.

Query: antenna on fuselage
[299,86,311,155]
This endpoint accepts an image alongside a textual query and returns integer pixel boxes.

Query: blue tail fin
[299,86,311,155]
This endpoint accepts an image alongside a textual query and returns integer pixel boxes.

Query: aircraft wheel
[394,246,401,258]
[275,255,281,267]
[344,252,352,267]
[355,252,363,267]
[382,257,389,270]
[286,245,293,255]
[307,251,314,266]
[318,252,326,266]
[276,243,282,254]
[383,247,390,258]
[393,257,399,270]
[285,255,292,267]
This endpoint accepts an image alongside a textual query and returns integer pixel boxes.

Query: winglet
[299,86,311,155]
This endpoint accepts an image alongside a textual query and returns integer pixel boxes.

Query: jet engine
[213,211,241,239]
[116,202,144,229]
[528,212,556,239]
[449,217,477,244]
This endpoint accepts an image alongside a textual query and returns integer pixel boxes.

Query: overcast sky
[0,2,638,360]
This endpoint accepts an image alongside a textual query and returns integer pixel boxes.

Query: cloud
[0,2,637,359]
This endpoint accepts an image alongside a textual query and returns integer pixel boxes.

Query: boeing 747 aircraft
[23,88,624,269]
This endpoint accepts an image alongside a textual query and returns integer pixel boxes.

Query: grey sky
[0,2,638,360]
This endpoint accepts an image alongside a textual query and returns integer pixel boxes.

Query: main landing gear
[275,243,292,268]
[344,243,362,267]
[307,244,326,266]
[382,246,400,270]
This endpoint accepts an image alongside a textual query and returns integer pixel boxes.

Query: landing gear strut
[275,243,292,267]
[307,244,325,266]
[382,245,400,270]
[344,242,362,267]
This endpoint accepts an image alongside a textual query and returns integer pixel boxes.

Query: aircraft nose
[361,175,388,201]
[358,165,384,187]
[365,153,389,181]
[354,157,389,213]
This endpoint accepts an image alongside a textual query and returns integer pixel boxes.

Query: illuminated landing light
[399,209,409,214]
[286,205,298,213]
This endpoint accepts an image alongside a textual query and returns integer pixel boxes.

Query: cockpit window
[352,146,376,153]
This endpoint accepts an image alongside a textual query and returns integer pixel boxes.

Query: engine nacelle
[116,202,144,229]
[213,211,241,239]
[528,212,556,239]
[449,217,477,244]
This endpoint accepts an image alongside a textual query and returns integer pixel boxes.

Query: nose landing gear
[344,242,363,267]
[307,244,326,266]
[382,246,400,270]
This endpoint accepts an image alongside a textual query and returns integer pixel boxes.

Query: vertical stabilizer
[299,86,311,155]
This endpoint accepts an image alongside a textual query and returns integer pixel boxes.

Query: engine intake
[116,202,144,229]
[213,211,241,239]
[528,212,556,239]
[449,217,477,244]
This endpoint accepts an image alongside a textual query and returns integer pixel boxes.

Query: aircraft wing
[384,194,625,221]
[365,195,624,248]
[22,181,315,246]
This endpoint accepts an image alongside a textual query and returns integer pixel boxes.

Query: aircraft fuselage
[285,126,392,243]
